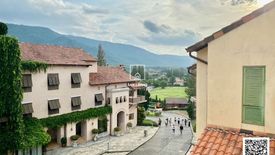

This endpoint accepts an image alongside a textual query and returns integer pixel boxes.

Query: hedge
[40,106,112,129]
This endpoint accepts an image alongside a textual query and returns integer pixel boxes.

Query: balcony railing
[129,96,146,104]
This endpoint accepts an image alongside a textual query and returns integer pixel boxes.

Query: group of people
[158,117,191,134]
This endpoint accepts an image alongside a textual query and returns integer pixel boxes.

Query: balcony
[129,96,147,104]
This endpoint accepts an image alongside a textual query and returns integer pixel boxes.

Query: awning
[71,73,82,84]
[95,94,104,102]
[23,103,34,114]
[71,97,81,106]
[22,74,32,88]
[48,74,59,86]
[48,99,61,110]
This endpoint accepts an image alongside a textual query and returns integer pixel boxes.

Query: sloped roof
[20,43,96,66]
[190,126,275,155]
[89,66,139,85]
[166,98,188,105]
[186,0,275,53]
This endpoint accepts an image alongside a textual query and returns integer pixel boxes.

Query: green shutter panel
[242,67,265,126]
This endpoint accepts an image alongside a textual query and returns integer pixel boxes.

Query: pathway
[129,111,193,155]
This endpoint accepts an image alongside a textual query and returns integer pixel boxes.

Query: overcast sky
[0,0,272,55]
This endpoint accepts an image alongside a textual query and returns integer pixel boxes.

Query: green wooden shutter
[242,66,265,126]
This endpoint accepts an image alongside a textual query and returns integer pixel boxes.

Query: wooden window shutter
[71,73,82,84]
[242,66,265,126]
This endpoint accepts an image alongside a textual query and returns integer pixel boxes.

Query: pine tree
[97,44,106,66]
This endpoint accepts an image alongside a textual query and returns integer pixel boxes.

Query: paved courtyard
[46,111,193,155]
[129,111,193,155]
[46,126,158,155]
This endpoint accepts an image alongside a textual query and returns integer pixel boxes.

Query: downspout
[188,51,208,65]
[105,84,112,135]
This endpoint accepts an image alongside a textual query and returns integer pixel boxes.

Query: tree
[137,106,146,125]
[97,44,106,66]
[0,22,8,35]
[187,102,195,120]
[185,75,196,97]
[0,23,25,153]
[160,80,167,89]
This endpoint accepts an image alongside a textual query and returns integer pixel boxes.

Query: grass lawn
[150,87,187,100]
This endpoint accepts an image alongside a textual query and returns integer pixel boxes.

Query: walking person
[180,124,184,134]
[184,119,187,126]
[174,117,176,123]
[177,118,180,125]
[169,118,172,126]
[188,120,191,127]
[172,124,175,134]
[158,118,162,126]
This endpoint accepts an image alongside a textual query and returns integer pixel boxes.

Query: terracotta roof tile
[186,0,275,53]
[190,127,275,155]
[20,43,96,66]
[89,66,139,85]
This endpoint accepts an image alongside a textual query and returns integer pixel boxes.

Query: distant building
[165,98,189,109]
[173,77,185,86]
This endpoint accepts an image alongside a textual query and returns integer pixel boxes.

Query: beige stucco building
[19,43,146,152]
[187,1,275,154]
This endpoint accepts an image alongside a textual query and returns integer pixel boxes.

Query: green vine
[0,35,25,154]
[22,118,51,149]
[40,106,112,129]
[21,60,49,73]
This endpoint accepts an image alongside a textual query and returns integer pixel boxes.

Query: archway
[117,111,125,131]
[76,122,82,136]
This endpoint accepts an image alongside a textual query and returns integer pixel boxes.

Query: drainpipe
[188,51,208,65]
[105,84,112,135]
[187,67,196,76]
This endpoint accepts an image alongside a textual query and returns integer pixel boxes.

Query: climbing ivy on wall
[0,35,25,154]
[21,60,49,72]
[40,106,112,129]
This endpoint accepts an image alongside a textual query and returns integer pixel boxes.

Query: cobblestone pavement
[46,126,159,155]
[129,111,193,155]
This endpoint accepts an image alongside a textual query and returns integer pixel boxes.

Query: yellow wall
[206,8,275,133]
[196,48,208,136]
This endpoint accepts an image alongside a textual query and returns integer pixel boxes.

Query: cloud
[0,0,267,56]
[82,4,109,14]
[143,20,170,34]
[139,29,201,46]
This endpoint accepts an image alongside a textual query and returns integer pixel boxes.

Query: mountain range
[7,24,194,67]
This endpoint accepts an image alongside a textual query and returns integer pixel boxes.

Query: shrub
[137,106,146,125]
[114,127,121,132]
[142,119,158,127]
[0,22,8,35]
[61,137,67,146]
[92,129,99,134]
[70,135,79,141]
[127,122,132,128]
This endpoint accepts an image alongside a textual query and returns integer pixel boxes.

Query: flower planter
[72,140,77,147]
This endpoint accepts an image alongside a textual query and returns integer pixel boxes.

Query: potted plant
[91,129,99,141]
[70,135,79,147]
[126,122,132,133]
[61,137,67,147]
[114,127,121,136]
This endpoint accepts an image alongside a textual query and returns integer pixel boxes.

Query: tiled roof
[186,0,275,53]
[166,98,188,105]
[89,66,139,85]
[20,43,96,66]
[190,126,275,155]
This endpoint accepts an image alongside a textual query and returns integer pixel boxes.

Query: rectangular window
[71,96,81,110]
[71,73,81,88]
[22,74,32,92]
[116,97,119,104]
[129,113,134,120]
[242,66,265,126]
[22,103,34,117]
[48,99,61,115]
[95,94,104,106]
[48,74,59,90]
[124,96,127,102]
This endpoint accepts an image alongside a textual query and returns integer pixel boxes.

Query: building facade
[19,43,146,153]
[186,1,275,154]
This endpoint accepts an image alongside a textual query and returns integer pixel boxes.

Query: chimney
[119,64,125,70]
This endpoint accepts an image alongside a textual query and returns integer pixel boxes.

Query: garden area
[149,87,187,100]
